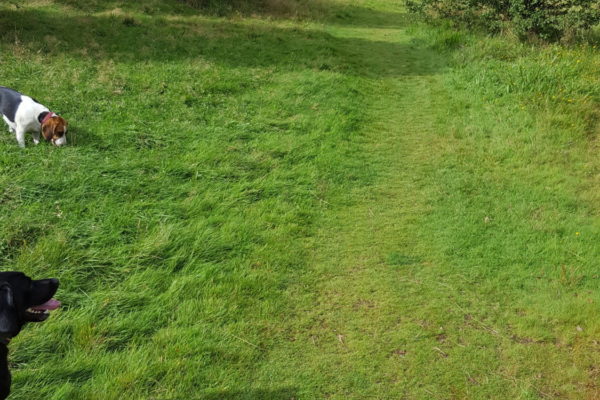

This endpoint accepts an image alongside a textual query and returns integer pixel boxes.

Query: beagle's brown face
[41,116,68,146]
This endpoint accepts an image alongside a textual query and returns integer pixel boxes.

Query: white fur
[2,115,15,134]
[53,135,67,147]
[12,96,49,148]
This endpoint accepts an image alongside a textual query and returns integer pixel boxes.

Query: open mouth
[25,298,61,322]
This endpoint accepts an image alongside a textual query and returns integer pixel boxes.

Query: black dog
[0,272,60,399]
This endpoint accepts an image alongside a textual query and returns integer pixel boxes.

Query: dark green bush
[406,0,600,41]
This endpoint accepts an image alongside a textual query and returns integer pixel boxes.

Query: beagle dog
[0,86,67,148]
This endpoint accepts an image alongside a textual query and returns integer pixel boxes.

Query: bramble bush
[406,0,600,41]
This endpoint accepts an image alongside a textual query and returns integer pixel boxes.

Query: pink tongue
[30,298,61,311]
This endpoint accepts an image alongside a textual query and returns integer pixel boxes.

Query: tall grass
[0,1,373,398]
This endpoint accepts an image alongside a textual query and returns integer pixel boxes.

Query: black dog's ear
[0,284,18,337]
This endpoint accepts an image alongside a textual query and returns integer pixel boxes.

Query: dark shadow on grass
[50,0,409,29]
[323,4,411,28]
[199,388,297,399]
[0,9,443,78]
[67,126,109,150]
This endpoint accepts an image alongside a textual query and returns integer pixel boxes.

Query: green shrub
[406,0,600,42]
[510,0,600,41]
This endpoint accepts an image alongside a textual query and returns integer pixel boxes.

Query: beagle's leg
[4,119,15,133]
[15,128,26,148]
[32,130,40,145]
[2,117,15,133]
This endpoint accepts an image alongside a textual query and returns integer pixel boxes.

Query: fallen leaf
[392,349,407,357]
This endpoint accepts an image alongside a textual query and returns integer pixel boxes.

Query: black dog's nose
[50,278,59,286]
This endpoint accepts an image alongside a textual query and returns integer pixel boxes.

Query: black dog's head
[0,272,60,343]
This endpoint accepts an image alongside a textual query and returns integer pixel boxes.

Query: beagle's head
[41,115,68,147]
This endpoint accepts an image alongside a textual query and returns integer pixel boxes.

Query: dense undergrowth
[406,0,600,42]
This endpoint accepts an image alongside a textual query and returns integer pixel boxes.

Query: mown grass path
[254,13,476,399]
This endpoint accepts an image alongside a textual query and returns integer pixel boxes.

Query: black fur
[0,272,59,400]
[37,111,51,124]
[0,87,23,123]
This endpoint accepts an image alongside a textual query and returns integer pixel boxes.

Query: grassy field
[0,0,599,399]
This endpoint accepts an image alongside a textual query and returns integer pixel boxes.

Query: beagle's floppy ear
[41,122,52,141]
[41,119,56,141]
